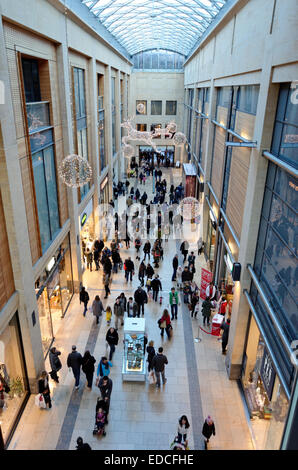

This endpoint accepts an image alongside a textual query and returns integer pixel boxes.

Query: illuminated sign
[81,212,87,227]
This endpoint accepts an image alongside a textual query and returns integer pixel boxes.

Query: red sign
[200,268,213,300]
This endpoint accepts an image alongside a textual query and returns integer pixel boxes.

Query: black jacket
[67,351,82,370]
[146,346,156,364]
[106,329,119,346]
[82,354,96,374]
[181,270,192,282]
[38,377,50,395]
[151,279,162,292]
[172,257,179,269]
[146,265,155,278]
[80,290,89,304]
[125,259,135,272]
[152,353,168,372]
[98,377,113,400]
[143,242,151,253]
[221,321,230,343]
[49,350,62,372]
[134,288,148,305]
[202,421,216,439]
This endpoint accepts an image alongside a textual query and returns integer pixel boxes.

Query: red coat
[160,314,171,326]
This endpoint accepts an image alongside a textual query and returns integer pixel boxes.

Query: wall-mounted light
[232,262,241,281]
[209,210,216,223]
[224,253,233,273]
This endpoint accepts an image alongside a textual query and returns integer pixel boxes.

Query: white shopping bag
[35,393,46,409]
[148,371,156,385]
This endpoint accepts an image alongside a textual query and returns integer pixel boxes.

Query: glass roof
[81,0,228,57]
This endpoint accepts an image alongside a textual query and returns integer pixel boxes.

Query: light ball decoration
[166,121,178,133]
[122,144,134,158]
[173,132,187,145]
[136,103,145,114]
[59,154,92,188]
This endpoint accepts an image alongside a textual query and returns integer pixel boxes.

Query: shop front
[215,240,234,314]
[35,234,74,356]
[138,145,175,166]
[0,312,29,448]
[182,163,196,197]
[80,198,95,272]
[241,315,289,449]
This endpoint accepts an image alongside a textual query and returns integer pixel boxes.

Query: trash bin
[211,313,224,337]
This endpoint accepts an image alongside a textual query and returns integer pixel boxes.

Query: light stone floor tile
[8,168,254,451]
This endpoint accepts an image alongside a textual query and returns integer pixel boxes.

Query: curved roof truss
[81,0,228,57]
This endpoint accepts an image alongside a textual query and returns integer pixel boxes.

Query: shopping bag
[148,291,153,300]
[148,371,156,385]
[35,393,46,409]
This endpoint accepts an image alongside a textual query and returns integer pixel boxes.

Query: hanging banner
[200,268,213,300]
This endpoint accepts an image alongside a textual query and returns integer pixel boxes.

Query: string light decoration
[173,131,186,145]
[180,196,200,221]
[166,121,178,133]
[59,154,92,188]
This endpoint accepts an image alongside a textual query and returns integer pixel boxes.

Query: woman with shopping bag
[37,371,52,409]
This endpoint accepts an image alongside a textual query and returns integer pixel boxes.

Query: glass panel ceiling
[81,0,228,56]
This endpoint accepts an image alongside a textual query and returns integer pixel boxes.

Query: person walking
[180,240,189,263]
[49,347,62,383]
[220,317,231,354]
[146,340,155,373]
[202,416,216,449]
[105,327,119,362]
[152,347,168,388]
[151,275,162,302]
[202,297,212,327]
[92,295,104,324]
[106,305,112,326]
[114,297,125,328]
[93,248,100,271]
[187,251,196,267]
[145,263,155,281]
[169,287,179,320]
[67,345,83,390]
[172,254,179,281]
[126,297,138,317]
[81,350,96,389]
[158,309,172,339]
[96,357,112,380]
[124,257,134,282]
[176,265,183,289]
[177,415,190,445]
[111,249,121,274]
[103,272,111,299]
[134,286,148,317]
[181,266,192,285]
[80,286,90,317]
[76,437,92,451]
[38,371,52,408]
[143,240,151,261]
[85,248,93,271]
[138,260,146,287]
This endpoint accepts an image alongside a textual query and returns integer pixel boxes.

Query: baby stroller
[93,398,108,436]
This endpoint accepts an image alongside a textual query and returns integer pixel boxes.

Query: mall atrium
[0,0,297,451]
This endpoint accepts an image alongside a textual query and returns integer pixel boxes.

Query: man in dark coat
[124,257,135,282]
[80,286,90,316]
[150,275,163,302]
[202,416,216,448]
[105,327,119,362]
[220,317,231,354]
[49,347,62,383]
[67,345,83,390]
[172,254,179,281]
[181,266,192,283]
[180,240,189,263]
[134,286,148,316]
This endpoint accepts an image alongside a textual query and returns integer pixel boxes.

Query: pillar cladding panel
[0,191,15,310]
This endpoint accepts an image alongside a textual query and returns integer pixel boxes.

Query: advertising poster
[200,268,213,300]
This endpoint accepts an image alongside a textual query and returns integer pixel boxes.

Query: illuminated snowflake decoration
[136,103,145,114]
[173,132,186,145]
[59,154,92,188]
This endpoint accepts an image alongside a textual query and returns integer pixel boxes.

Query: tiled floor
[8,167,254,451]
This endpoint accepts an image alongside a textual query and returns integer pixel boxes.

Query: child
[106,306,112,326]
[95,407,106,432]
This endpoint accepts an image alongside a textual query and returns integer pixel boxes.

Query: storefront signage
[81,212,87,227]
[200,268,213,300]
[260,348,276,400]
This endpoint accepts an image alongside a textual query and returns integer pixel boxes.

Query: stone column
[104,65,113,201]
[88,57,100,236]
[0,16,44,391]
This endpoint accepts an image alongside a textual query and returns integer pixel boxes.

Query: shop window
[21,58,41,103]
[151,124,162,138]
[32,146,60,253]
[136,124,147,131]
[166,101,177,115]
[0,314,29,447]
[237,85,259,115]
[151,101,162,115]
